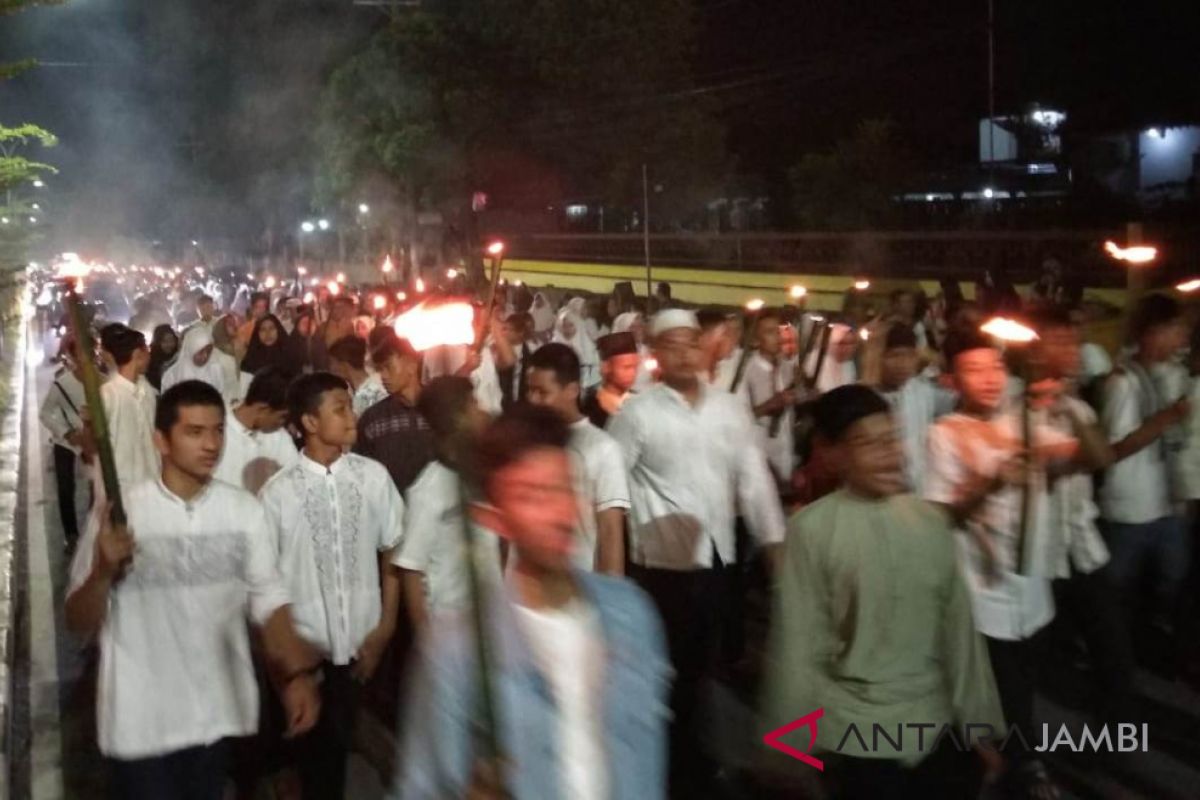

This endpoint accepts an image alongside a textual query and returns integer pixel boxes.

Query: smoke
[0,0,368,261]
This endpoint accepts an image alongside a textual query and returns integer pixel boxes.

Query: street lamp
[32,179,45,188]
[301,221,316,233]
[358,203,370,215]
[318,219,330,231]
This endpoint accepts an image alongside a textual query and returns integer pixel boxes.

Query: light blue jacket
[392,571,671,799]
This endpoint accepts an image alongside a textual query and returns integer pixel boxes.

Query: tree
[317,0,726,281]
[789,119,915,230]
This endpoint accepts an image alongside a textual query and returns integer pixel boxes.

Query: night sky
[2,0,1198,244]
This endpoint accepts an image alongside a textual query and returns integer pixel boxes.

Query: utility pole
[987,0,996,174]
[642,163,652,299]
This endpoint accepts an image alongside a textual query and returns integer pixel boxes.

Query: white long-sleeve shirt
[738,352,797,480]
[213,407,299,494]
[607,382,786,569]
[67,478,291,759]
[39,368,86,452]
[566,418,631,570]
[259,452,405,665]
[100,373,159,491]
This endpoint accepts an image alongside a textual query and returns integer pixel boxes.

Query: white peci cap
[650,308,700,337]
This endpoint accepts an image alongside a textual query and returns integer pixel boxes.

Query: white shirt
[68,478,290,759]
[880,377,956,494]
[100,373,159,492]
[514,598,608,800]
[1080,342,1113,384]
[259,452,405,665]
[567,419,631,570]
[353,373,389,417]
[213,407,299,494]
[392,461,503,613]
[607,382,786,569]
[1175,375,1200,500]
[40,369,86,452]
[1152,361,1198,502]
[707,352,740,393]
[925,411,1071,640]
[738,352,796,480]
[1045,396,1110,576]
[1099,368,1175,523]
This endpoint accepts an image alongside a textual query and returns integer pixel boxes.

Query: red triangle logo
[763,708,825,771]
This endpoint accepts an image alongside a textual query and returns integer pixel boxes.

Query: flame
[372,295,386,311]
[309,277,320,287]
[980,316,1038,343]
[393,301,477,351]
[336,272,347,283]
[644,357,659,372]
[303,291,316,304]
[1104,240,1158,264]
[745,298,765,312]
[1176,279,1200,293]
[854,279,871,290]
[415,277,426,293]
[381,255,394,274]
[486,241,505,257]
[55,252,91,279]
[447,268,458,279]
[264,275,277,289]
[327,281,340,296]
[395,291,407,301]
[297,266,308,276]
[859,328,870,341]
[789,285,807,300]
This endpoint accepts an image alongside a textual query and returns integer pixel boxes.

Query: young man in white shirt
[394,376,498,632]
[875,323,956,494]
[99,325,160,493]
[65,380,320,799]
[580,331,641,429]
[739,307,798,483]
[213,366,298,494]
[40,337,89,549]
[259,371,405,798]
[1098,293,1191,660]
[607,308,786,797]
[395,404,670,800]
[924,329,1097,799]
[328,334,389,416]
[525,342,631,575]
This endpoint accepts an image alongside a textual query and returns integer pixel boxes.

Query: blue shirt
[392,571,671,799]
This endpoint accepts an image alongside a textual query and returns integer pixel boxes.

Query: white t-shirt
[1045,396,1110,576]
[213,408,298,494]
[880,377,955,494]
[1099,368,1175,523]
[514,598,608,800]
[392,461,502,613]
[738,352,796,480]
[567,419,632,571]
[259,452,405,665]
[925,411,1071,641]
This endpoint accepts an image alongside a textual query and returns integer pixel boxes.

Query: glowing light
[415,278,425,293]
[29,217,38,224]
[395,291,407,301]
[303,291,316,304]
[1,218,8,224]
[372,295,386,311]
[301,221,316,233]
[1176,279,1200,293]
[854,280,871,290]
[358,203,370,214]
[32,179,44,188]
[789,285,807,300]
[381,255,394,274]
[264,275,277,289]
[1146,128,1164,140]
[486,241,506,257]
[745,298,765,312]
[31,203,40,210]
[983,187,995,199]
[644,357,659,372]
[447,268,458,279]
[309,277,319,287]
[859,328,870,341]
[393,301,477,351]
[298,266,308,276]
[195,266,206,275]
[981,317,1038,343]
[1105,240,1158,265]
[318,219,330,231]
[191,240,199,246]
[334,272,345,284]
[55,252,91,279]
[328,281,340,296]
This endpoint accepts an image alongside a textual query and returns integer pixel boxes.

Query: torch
[393,299,505,773]
[980,316,1039,574]
[58,260,127,527]
[767,315,830,438]
[381,254,395,286]
[730,298,764,393]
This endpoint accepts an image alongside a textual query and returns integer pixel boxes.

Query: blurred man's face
[251,299,269,320]
[329,358,352,383]
[490,447,578,573]
[377,353,419,396]
[193,344,213,367]
[302,387,358,449]
[525,368,579,420]
[198,299,214,321]
[881,346,918,389]
[952,347,1007,413]
[1141,319,1187,363]
[1036,325,1081,380]
[837,413,906,498]
[254,405,289,434]
[653,328,702,389]
[132,345,151,375]
[155,403,224,482]
[602,353,640,392]
[755,317,782,357]
[504,319,526,346]
[699,322,733,365]
[332,300,354,323]
[894,293,917,320]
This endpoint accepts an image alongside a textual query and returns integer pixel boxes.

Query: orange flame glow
[1176,279,1200,293]
[789,285,807,300]
[381,255,395,274]
[486,241,505,257]
[981,316,1038,343]
[372,295,386,311]
[1104,240,1158,265]
[745,298,765,312]
[393,301,477,351]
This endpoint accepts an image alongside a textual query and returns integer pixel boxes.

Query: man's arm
[732,409,786,575]
[64,511,134,638]
[1103,372,1188,462]
[353,556,401,683]
[39,383,73,442]
[401,568,430,634]
[594,508,626,576]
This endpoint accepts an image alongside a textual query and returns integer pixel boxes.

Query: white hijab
[553,307,601,388]
[805,323,858,393]
[530,292,556,341]
[161,325,229,397]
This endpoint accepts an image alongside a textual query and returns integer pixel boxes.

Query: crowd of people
[36,269,1200,799]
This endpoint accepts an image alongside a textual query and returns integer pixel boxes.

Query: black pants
[1052,564,1136,723]
[826,739,983,800]
[109,739,231,800]
[630,563,728,798]
[52,443,80,544]
[292,662,359,799]
[985,632,1047,761]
